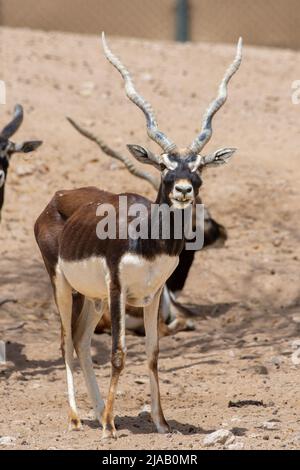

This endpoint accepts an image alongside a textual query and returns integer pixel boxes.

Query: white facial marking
[188,154,202,172]
[0,170,5,188]
[170,178,194,209]
[161,153,178,170]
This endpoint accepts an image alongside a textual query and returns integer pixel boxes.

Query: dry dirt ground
[0,27,300,450]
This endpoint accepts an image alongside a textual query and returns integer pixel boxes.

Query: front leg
[144,288,170,434]
[101,282,126,439]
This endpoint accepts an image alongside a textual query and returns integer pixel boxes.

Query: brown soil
[0,27,300,450]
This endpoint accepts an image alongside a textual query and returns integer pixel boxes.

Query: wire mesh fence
[1,0,300,48]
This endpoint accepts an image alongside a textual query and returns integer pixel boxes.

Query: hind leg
[73,298,106,423]
[55,269,81,430]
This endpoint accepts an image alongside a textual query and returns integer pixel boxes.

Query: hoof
[101,427,117,440]
[68,410,82,431]
[156,422,171,434]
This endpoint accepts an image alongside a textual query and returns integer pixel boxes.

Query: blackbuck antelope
[67,117,227,336]
[0,104,42,220]
[35,34,242,438]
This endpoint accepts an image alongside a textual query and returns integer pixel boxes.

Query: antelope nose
[175,184,192,196]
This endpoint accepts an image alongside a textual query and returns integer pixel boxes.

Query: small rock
[135,378,147,385]
[230,417,241,423]
[203,429,234,447]
[291,350,300,365]
[291,339,300,350]
[0,436,16,446]
[140,73,153,82]
[79,81,95,97]
[0,341,6,364]
[139,404,151,417]
[32,382,41,389]
[226,441,244,450]
[15,165,34,177]
[271,356,282,368]
[252,365,268,375]
[289,432,300,444]
[109,162,120,171]
[272,238,282,247]
[260,420,281,430]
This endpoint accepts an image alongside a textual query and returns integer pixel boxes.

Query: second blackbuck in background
[35,33,242,438]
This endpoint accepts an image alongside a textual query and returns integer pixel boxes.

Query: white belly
[58,256,109,299]
[58,253,178,306]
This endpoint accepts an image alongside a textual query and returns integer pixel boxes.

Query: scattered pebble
[291,339,300,350]
[260,420,281,430]
[139,404,151,417]
[0,436,16,446]
[203,429,235,447]
[291,350,300,365]
[15,165,34,177]
[226,441,244,450]
[135,378,147,385]
[271,356,282,368]
[289,432,300,444]
[140,73,153,82]
[79,81,95,97]
[252,365,269,375]
[31,382,41,389]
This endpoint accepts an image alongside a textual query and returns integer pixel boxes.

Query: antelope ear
[200,148,236,169]
[13,140,43,154]
[127,144,160,169]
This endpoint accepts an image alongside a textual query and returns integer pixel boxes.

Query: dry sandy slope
[0,27,300,450]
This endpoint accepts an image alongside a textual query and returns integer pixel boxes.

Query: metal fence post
[175,0,190,42]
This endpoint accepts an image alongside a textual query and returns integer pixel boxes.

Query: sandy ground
[0,27,300,450]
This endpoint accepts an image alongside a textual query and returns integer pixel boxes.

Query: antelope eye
[160,163,167,171]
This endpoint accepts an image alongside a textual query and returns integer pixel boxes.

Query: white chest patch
[119,253,178,307]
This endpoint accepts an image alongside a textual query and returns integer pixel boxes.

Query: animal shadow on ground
[176,301,236,319]
[83,413,214,436]
[0,342,64,380]
[1,340,110,379]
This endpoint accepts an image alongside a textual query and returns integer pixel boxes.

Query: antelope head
[102,33,242,209]
[0,105,42,217]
